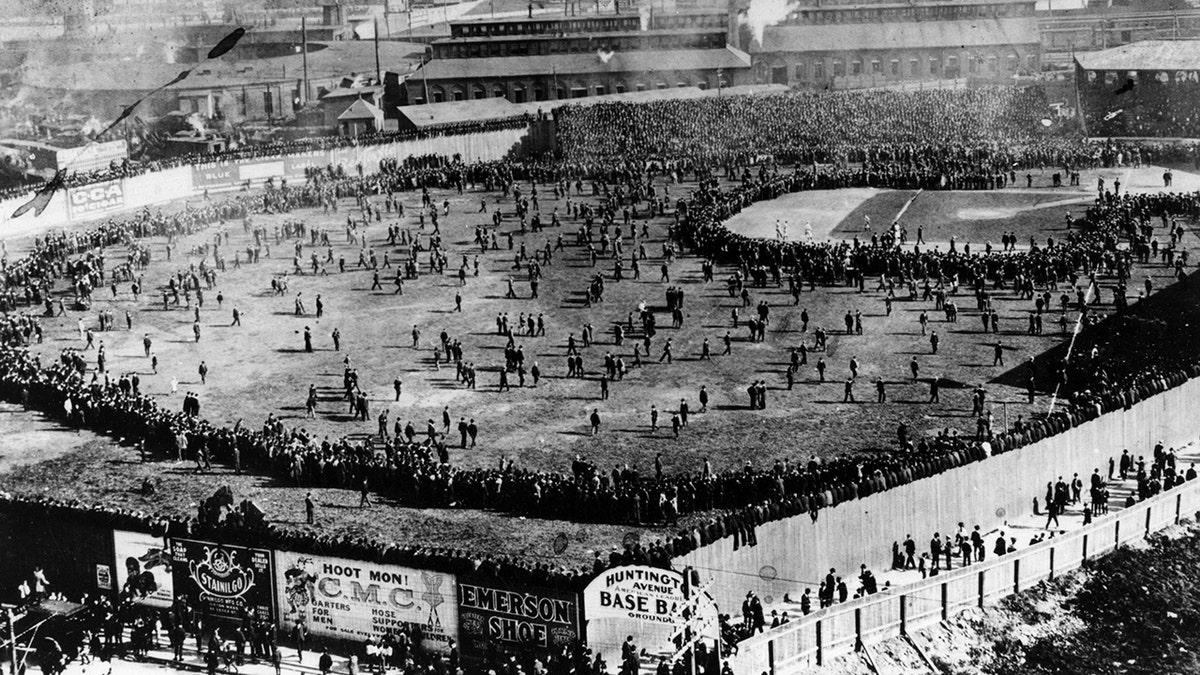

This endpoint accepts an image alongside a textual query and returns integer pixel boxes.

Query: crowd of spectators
[0,117,531,202]
[1080,75,1200,140]
[0,85,1199,597]
[555,87,1090,168]
[1,171,1197,590]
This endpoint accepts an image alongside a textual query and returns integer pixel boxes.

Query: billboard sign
[239,160,285,183]
[583,565,685,623]
[67,179,125,219]
[283,151,326,181]
[457,580,580,656]
[191,163,240,191]
[583,567,717,669]
[170,538,274,623]
[113,530,174,608]
[273,551,457,652]
[56,140,129,172]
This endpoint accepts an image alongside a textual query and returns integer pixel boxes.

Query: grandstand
[1075,39,1200,138]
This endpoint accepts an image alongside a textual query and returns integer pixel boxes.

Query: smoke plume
[186,112,207,136]
[742,0,797,46]
[80,116,105,137]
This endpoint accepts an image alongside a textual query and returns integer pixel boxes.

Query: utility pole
[670,569,719,675]
[374,17,382,84]
[301,16,310,104]
[5,606,16,675]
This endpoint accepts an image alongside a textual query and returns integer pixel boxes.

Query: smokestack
[302,16,310,104]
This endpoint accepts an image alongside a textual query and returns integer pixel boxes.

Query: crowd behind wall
[1,86,1199,666]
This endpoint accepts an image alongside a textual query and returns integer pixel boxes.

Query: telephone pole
[5,606,16,675]
[374,17,382,84]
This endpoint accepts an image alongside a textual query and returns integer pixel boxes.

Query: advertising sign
[583,566,685,623]
[457,580,580,657]
[113,530,174,608]
[582,566,717,669]
[96,564,112,591]
[283,152,326,181]
[56,140,129,172]
[67,179,125,219]
[170,538,275,623]
[191,163,240,191]
[239,160,285,183]
[274,551,457,652]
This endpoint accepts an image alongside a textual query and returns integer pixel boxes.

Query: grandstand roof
[756,17,1039,53]
[1074,40,1200,72]
[414,46,751,80]
[396,83,789,129]
[398,98,527,128]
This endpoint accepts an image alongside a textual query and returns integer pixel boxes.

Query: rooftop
[796,0,1033,7]
[1074,40,1200,72]
[756,16,1039,53]
[451,13,640,25]
[320,85,386,99]
[434,28,724,44]
[416,45,751,79]
[397,82,789,128]
[338,98,384,120]
[25,41,425,92]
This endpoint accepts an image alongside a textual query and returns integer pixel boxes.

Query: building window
[947,55,958,74]
[263,91,273,117]
[635,82,646,92]
[1027,54,1037,71]
[851,59,862,75]
[871,59,881,74]
[794,63,806,80]
[909,59,919,76]
[930,56,940,74]
[472,85,486,99]
[1007,54,1018,72]
[814,61,825,79]
[832,59,844,77]
[890,59,899,75]
[493,85,506,98]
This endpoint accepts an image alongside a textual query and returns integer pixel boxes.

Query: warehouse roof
[415,45,750,80]
[27,41,424,92]
[756,17,1038,53]
[1074,40,1200,72]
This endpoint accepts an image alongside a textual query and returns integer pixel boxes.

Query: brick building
[749,0,1042,89]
